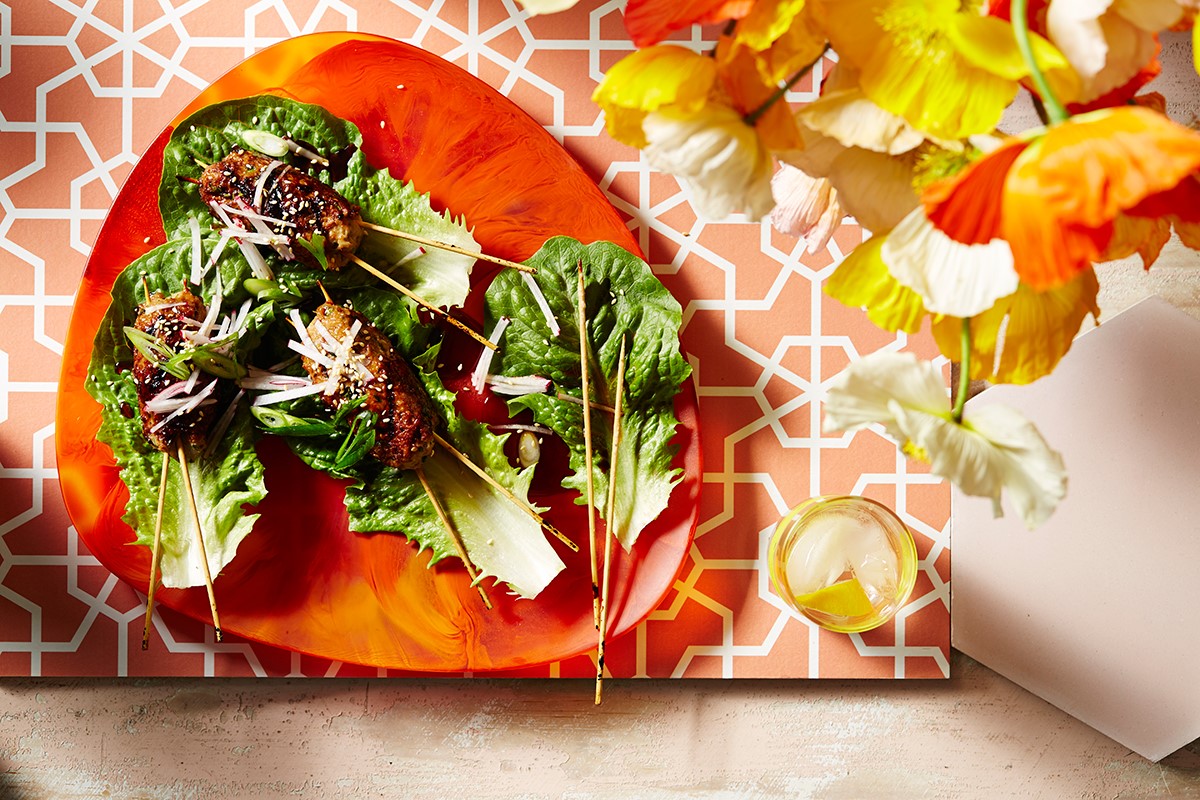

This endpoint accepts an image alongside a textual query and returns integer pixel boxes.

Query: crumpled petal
[796,66,929,155]
[1047,0,1181,102]
[826,146,919,234]
[932,269,1100,385]
[624,0,751,47]
[824,235,928,334]
[881,208,1019,317]
[822,352,947,443]
[643,105,776,220]
[770,163,844,253]
[1100,214,1171,267]
[724,0,828,85]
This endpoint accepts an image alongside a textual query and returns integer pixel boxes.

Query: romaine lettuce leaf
[86,239,267,589]
[483,236,691,551]
[158,95,478,307]
[278,287,565,599]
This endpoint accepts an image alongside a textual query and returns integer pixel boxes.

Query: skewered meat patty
[300,302,436,470]
[132,289,217,452]
[199,150,363,271]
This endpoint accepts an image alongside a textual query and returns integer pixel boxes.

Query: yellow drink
[768,496,917,633]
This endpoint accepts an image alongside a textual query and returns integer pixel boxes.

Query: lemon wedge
[794,577,875,618]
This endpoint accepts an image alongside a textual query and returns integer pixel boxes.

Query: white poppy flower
[1046,0,1185,102]
[824,352,1068,529]
[770,164,845,254]
[516,0,581,14]
[881,208,1020,317]
[642,105,776,220]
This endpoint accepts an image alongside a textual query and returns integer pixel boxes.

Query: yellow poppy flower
[811,0,1078,139]
[719,0,827,85]
[591,45,718,149]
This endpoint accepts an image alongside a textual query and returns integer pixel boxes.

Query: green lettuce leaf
[159,95,478,307]
[278,287,565,599]
[86,240,267,589]
[483,237,691,551]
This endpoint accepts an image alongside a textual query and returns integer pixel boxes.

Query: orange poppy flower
[624,0,752,47]
[923,106,1200,290]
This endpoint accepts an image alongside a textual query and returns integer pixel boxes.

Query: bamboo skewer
[417,467,493,610]
[177,441,223,641]
[596,337,628,705]
[577,263,601,631]
[350,255,496,351]
[433,433,577,552]
[141,450,171,650]
[360,221,536,274]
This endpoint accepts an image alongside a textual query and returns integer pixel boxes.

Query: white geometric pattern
[0,0,949,678]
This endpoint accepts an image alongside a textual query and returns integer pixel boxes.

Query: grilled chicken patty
[301,302,436,470]
[133,289,216,452]
[199,150,363,271]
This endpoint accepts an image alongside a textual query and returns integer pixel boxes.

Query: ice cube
[847,518,899,604]
[784,515,852,595]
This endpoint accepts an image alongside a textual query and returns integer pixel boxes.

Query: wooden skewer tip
[417,466,492,610]
[176,441,223,642]
[432,434,578,553]
[141,449,171,651]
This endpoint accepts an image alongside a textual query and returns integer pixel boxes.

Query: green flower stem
[952,317,972,424]
[743,46,830,127]
[1011,0,1069,124]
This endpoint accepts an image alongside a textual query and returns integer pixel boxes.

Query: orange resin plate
[55,33,700,673]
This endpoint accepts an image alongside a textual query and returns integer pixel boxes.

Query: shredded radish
[233,199,294,261]
[236,237,274,281]
[489,422,553,435]
[521,272,561,336]
[225,200,297,230]
[221,228,289,246]
[192,272,224,342]
[140,302,186,313]
[252,159,284,210]
[471,316,510,393]
[205,232,231,271]
[485,374,551,396]
[239,367,312,391]
[150,378,219,433]
[287,338,336,368]
[203,389,245,458]
[396,246,426,265]
[312,320,343,350]
[287,310,317,350]
[321,320,363,396]
[286,139,326,164]
[230,297,253,335]
[208,200,238,231]
[144,379,192,412]
[189,217,204,285]
[181,367,200,394]
[252,381,329,406]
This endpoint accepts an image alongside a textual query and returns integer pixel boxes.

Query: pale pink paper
[953,296,1200,760]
